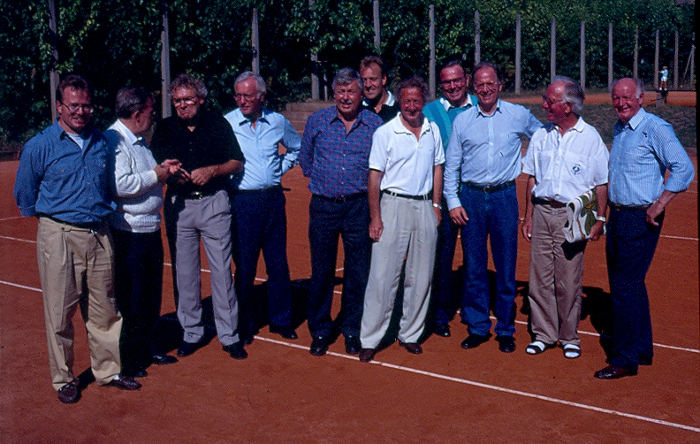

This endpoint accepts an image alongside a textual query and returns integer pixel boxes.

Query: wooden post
[608,23,613,91]
[429,4,435,99]
[673,30,679,89]
[160,1,171,118]
[309,0,319,100]
[580,21,585,90]
[690,33,696,89]
[515,14,521,94]
[550,18,556,82]
[373,0,380,51]
[474,10,480,65]
[654,30,659,89]
[48,0,59,121]
[633,27,638,79]
[251,8,260,74]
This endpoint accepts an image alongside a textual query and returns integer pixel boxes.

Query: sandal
[562,343,581,359]
[525,341,554,355]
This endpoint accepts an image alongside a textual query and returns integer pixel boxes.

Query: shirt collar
[439,95,475,112]
[114,118,143,146]
[391,113,432,137]
[235,108,270,126]
[550,116,585,135]
[623,107,646,130]
[362,90,395,108]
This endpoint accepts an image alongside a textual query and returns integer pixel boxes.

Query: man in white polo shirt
[359,76,445,363]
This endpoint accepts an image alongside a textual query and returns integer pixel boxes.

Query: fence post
[633,27,638,79]
[673,30,679,89]
[309,0,319,100]
[550,18,556,82]
[515,14,521,94]
[608,23,613,91]
[48,0,59,121]
[654,30,659,90]
[474,10,480,65]
[251,8,260,74]
[160,1,171,118]
[373,0,380,51]
[429,4,435,99]
[580,21,585,90]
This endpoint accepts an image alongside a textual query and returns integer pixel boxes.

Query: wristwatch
[595,214,606,222]
[432,202,442,210]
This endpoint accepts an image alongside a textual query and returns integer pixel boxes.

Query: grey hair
[395,76,429,103]
[332,68,364,92]
[115,86,154,119]
[611,77,645,98]
[168,73,208,99]
[552,75,584,114]
[235,71,266,95]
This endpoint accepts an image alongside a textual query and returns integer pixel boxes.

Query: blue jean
[231,187,292,336]
[458,184,519,337]
[432,200,460,327]
[606,206,663,371]
[307,195,371,338]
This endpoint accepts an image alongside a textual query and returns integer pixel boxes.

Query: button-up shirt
[299,106,383,198]
[522,117,609,203]
[443,100,542,210]
[224,108,300,191]
[14,121,114,223]
[150,108,244,195]
[106,119,163,233]
[369,114,445,196]
[422,95,478,149]
[608,108,694,206]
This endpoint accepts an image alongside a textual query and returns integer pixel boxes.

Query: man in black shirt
[360,56,399,123]
[151,73,247,360]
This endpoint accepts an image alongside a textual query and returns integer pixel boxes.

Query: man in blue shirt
[594,77,694,379]
[224,71,301,344]
[14,74,141,404]
[444,62,542,354]
[422,57,478,338]
[299,68,383,356]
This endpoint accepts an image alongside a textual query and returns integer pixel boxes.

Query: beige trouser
[528,204,586,346]
[361,194,438,348]
[37,217,122,390]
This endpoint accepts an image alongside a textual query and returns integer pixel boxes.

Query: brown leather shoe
[57,380,80,404]
[106,375,142,390]
[594,365,637,380]
[359,348,375,362]
[399,341,423,354]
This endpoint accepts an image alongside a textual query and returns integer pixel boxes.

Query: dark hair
[115,87,154,119]
[57,74,90,102]
[472,61,502,83]
[168,73,208,99]
[359,55,386,77]
[332,68,364,91]
[439,56,467,76]
[395,76,429,103]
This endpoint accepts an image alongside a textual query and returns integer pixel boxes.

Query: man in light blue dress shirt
[444,62,542,354]
[224,71,301,344]
[594,77,694,380]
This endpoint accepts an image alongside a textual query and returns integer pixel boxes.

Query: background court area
[0,154,697,442]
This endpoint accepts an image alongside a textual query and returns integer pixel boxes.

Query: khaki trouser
[37,217,122,390]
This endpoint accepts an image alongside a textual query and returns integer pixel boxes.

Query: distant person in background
[360,56,399,122]
[299,68,383,357]
[422,57,478,338]
[15,74,141,404]
[594,77,694,379]
[107,86,181,378]
[521,76,608,359]
[659,66,669,91]
[224,71,301,344]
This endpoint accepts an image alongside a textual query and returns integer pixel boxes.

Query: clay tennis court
[1,138,698,440]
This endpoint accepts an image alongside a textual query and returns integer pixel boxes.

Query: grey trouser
[361,194,438,348]
[175,190,239,346]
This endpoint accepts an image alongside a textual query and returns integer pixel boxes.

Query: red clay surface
[1,152,698,442]
[509,90,696,106]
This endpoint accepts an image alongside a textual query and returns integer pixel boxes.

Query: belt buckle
[482,184,494,193]
[191,191,203,199]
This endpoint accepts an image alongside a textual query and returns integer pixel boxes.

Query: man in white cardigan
[106,87,181,377]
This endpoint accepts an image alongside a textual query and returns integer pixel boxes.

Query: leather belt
[609,202,651,211]
[181,190,218,200]
[462,180,515,193]
[382,190,431,201]
[235,185,282,194]
[533,197,566,208]
[314,192,367,203]
[38,214,104,231]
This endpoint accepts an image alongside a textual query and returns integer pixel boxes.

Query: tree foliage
[0,0,694,145]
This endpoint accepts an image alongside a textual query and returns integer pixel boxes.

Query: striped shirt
[608,108,694,206]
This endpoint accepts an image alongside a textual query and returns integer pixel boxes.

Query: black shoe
[309,336,328,356]
[639,356,653,366]
[177,341,202,357]
[345,335,361,355]
[124,369,148,378]
[270,325,298,340]
[106,375,141,390]
[223,342,248,360]
[594,365,637,379]
[241,334,254,345]
[496,335,516,353]
[433,324,451,337]
[57,380,80,404]
[399,341,423,354]
[152,354,178,365]
[461,333,492,349]
[359,348,375,362]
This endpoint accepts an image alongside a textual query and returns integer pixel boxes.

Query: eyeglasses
[541,95,564,106]
[60,102,94,113]
[172,97,197,106]
[473,81,500,92]
[234,93,259,101]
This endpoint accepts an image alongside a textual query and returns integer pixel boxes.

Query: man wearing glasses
[151,74,247,360]
[422,57,478,338]
[15,74,141,403]
[224,71,301,344]
[444,62,542,354]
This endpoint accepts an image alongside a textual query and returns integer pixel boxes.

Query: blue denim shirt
[14,121,114,223]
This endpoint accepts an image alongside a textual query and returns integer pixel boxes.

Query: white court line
[253,336,700,434]
[0,216,24,222]
[2,235,698,354]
